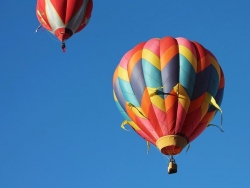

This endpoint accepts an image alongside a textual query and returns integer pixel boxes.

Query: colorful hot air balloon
[35,0,93,52]
[112,36,225,174]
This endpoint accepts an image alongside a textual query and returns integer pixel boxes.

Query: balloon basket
[168,157,177,174]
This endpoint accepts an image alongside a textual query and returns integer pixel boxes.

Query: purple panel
[191,65,212,100]
[161,55,179,95]
[129,60,146,104]
[113,79,127,111]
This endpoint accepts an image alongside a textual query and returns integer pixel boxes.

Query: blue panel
[142,59,162,88]
[179,55,196,98]
[115,101,131,121]
[118,78,140,107]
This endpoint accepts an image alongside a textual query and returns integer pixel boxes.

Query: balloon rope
[207,124,224,132]
[146,141,150,154]
[153,145,170,162]
[45,30,61,43]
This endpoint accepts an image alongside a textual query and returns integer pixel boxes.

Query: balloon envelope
[113,36,225,155]
[36,0,93,42]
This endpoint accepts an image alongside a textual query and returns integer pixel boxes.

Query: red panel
[160,36,178,57]
[135,117,158,142]
[50,0,84,24]
[219,68,225,89]
[175,103,187,133]
[36,0,52,30]
[188,122,207,142]
[187,93,206,113]
[147,104,163,137]
[188,111,216,142]
[164,91,178,135]
[181,108,202,139]
[135,130,155,145]
[144,38,160,57]
[192,42,207,73]
[126,102,157,142]
[152,105,168,135]
[54,28,73,42]
[165,101,178,135]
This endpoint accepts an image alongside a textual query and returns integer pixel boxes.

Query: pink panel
[176,37,197,58]
[152,105,167,136]
[175,102,187,133]
[143,38,160,57]
[119,51,131,69]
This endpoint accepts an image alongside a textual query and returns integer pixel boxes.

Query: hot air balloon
[35,0,93,52]
[112,36,225,174]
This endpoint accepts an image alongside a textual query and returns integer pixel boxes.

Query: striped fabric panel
[181,45,225,142]
[36,0,53,31]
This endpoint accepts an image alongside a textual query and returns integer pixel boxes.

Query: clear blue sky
[0,1,249,187]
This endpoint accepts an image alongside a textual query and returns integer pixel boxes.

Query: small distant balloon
[35,0,93,52]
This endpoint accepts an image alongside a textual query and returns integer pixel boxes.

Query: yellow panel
[117,66,129,82]
[200,92,221,121]
[151,97,165,112]
[177,85,190,113]
[142,49,161,70]
[128,121,141,131]
[127,103,147,119]
[146,87,166,112]
[179,45,197,72]
[146,87,159,96]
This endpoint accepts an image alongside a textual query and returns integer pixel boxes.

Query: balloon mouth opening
[156,135,187,155]
[54,28,73,42]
